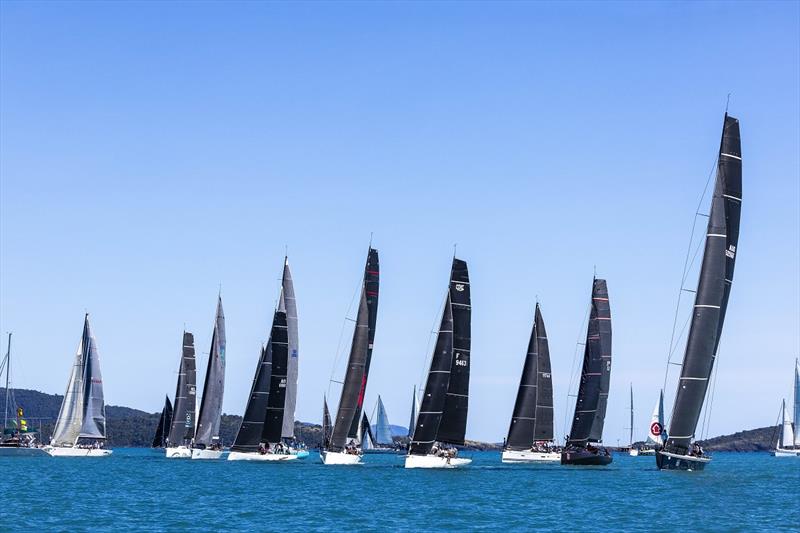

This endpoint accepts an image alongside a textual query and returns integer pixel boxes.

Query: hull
[501,449,561,463]
[293,449,310,459]
[227,451,299,462]
[0,446,48,457]
[364,447,402,455]
[404,454,472,469]
[656,450,710,471]
[44,446,112,457]
[628,448,639,457]
[561,448,613,466]
[165,446,192,459]
[320,450,362,465]
[191,448,224,460]
[773,448,800,457]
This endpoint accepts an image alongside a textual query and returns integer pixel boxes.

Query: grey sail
[664,114,742,454]
[329,290,370,452]
[533,306,554,442]
[567,278,612,446]
[407,385,417,439]
[79,316,106,439]
[262,311,289,444]
[51,315,92,446]
[230,341,273,452]
[374,396,393,444]
[195,297,226,447]
[167,332,197,446]
[322,396,332,448]
[280,259,299,439]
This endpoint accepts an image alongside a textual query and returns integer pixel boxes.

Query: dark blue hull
[560,448,613,466]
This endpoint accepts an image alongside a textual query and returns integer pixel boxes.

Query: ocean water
[1,449,798,531]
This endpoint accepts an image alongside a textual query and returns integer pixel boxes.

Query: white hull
[0,446,48,457]
[44,446,112,457]
[320,450,362,465]
[191,448,224,460]
[165,446,192,459]
[501,449,560,463]
[628,448,639,457]
[773,448,800,457]
[405,454,472,469]
[227,451,299,462]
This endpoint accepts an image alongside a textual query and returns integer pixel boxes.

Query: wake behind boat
[561,278,613,466]
[502,303,560,463]
[44,315,111,457]
[406,257,472,469]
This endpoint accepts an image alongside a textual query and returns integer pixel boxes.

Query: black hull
[656,450,709,471]
[560,448,613,466]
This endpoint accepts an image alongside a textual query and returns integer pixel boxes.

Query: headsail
[152,396,173,448]
[407,386,417,439]
[665,114,742,454]
[167,332,197,446]
[280,259,299,439]
[567,278,612,446]
[196,297,226,447]
[437,258,471,445]
[263,311,289,444]
[230,342,273,453]
[322,396,332,449]
[646,390,665,445]
[374,396,393,445]
[359,411,375,450]
[780,399,795,449]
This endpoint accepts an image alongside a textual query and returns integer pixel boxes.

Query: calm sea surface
[1,449,798,531]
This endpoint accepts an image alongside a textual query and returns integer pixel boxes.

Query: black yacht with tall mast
[165,332,197,458]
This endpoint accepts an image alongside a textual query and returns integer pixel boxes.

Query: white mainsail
[646,390,665,446]
[780,399,795,449]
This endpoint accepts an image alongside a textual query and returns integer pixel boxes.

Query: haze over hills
[1,388,781,451]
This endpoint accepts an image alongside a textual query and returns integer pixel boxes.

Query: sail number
[455,284,465,292]
[454,359,468,367]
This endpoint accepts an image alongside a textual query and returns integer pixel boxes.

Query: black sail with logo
[567,279,612,446]
[435,258,471,446]
[533,306,555,441]
[262,311,289,444]
[665,114,742,454]
[167,332,197,446]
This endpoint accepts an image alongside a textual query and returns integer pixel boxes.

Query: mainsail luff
[262,311,289,444]
[167,332,197,446]
[506,304,542,450]
[437,258,471,445]
[629,385,634,446]
[79,317,106,439]
[347,248,379,438]
[533,306,554,442]
[280,259,299,439]
[665,114,742,454]
[230,342,273,452]
[50,319,88,446]
[408,294,454,456]
[375,396,393,444]
[152,396,173,448]
[567,278,612,445]
[330,290,370,451]
[195,297,226,447]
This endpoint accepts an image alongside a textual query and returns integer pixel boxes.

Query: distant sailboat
[321,247,379,465]
[45,314,112,457]
[406,257,472,469]
[229,259,306,462]
[561,278,613,466]
[502,303,560,463]
[192,297,226,460]
[362,395,399,454]
[628,385,638,456]
[152,395,173,448]
[657,114,742,471]
[165,332,197,458]
[0,333,47,456]
[638,391,665,456]
[773,360,799,457]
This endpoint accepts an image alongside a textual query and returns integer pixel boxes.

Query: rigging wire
[326,270,363,400]
[561,297,591,443]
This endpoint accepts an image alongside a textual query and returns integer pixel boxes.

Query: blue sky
[1,1,798,444]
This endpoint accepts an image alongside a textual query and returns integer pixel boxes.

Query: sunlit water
[2,449,798,530]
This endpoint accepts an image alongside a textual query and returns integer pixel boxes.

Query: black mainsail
[195,297,226,448]
[347,248,380,439]
[322,396,332,449]
[409,257,471,455]
[230,342,273,453]
[505,303,554,450]
[662,114,742,458]
[166,332,196,447]
[152,395,173,448]
[567,279,612,447]
[262,311,289,444]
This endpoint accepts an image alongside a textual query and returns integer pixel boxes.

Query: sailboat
[45,314,112,457]
[362,395,399,453]
[165,332,196,458]
[152,395,173,448]
[192,296,226,459]
[561,278,613,466]
[637,391,665,456]
[0,333,47,456]
[657,114,742,471]
[773,360,799,457]
[229,259,306,461]
[320,247,379,465]
[406,257,472,469]
[502,303,560,463]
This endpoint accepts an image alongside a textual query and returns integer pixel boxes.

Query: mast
[567,278,612,447]
[3,333,10,430]
[374,396,393,444]
[664,114,742,454]
[280,258,299,439]
[794,360,799,447]
[195,297,226,447]
[262,311,289,444]
[347,248,379,438]
[230,341,273,452]
[629,385,634,446]
[167,332,197,446]
[437,258,471,445]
